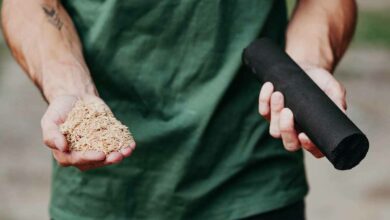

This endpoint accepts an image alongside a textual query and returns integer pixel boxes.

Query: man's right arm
[2,0,96,101]
[2,0,135,170]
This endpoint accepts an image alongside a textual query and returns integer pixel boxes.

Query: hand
[258,65,347,158]
[40,94,136,171]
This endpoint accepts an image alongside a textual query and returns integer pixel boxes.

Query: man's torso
[50,1,307,219]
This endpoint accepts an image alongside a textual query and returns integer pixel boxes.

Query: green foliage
[353,10,390,47]
[286,0,296,16]
[287,0,389,48]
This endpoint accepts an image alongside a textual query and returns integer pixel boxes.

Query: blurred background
[0,0,389,219]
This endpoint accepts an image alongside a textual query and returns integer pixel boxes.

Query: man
[1,0,355,219]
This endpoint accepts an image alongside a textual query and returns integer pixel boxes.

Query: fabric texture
[50,1,308,219]
[241,200,305,220]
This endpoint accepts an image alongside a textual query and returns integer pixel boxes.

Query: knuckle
[279,123,293,134]
[259,96,268,104]
[291,143,300,149]
[279,122,292,133]
[280,127,292,134]
[271,95,284,108]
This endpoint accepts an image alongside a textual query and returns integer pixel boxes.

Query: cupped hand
[258,65,347,158]
[40,94,136,171]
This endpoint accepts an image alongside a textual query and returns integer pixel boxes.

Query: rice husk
[59,100,134,154]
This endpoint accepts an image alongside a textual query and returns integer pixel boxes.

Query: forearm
[1,0,96,102]
[286,0,357,72]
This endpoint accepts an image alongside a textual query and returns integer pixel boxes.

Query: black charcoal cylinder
[243,38,369,170]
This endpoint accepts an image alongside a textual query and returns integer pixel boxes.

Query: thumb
[41,113,67,152]
[327,86,347,113]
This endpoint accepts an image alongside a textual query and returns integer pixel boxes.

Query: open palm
[40,95,136,171]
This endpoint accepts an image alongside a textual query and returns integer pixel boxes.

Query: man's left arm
[258,0,357,157]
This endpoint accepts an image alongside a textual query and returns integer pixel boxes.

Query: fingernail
[120,147,133,157]
[274,93,282,101]
[106,152,123,163]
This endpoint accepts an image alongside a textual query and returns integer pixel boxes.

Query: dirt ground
[0,2,389,219]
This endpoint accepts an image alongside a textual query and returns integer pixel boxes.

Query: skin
[41,94,136,171]
[1,0,356,170]
[260,0,356,158]
[2,0,136,171]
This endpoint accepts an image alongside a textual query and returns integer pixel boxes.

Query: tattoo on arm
[41,4,64,30]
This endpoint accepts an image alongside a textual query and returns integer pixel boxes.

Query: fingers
[78,151,129,171]
[269,92,284,138]
[53,146,135,171]
[258,68,342,159]
[330,85,347,112]
[298,133,324,158]
[302,66,347,113]
[106,152,124,164]
[52,150,106,167]
[121,145,135,157]
[41,96,81,152]
[120,140,136,158]
[325,81,347,113]
[279,108,300,152]
[261,91,324,158]
[41,116,67,151]
[259,82,274,120]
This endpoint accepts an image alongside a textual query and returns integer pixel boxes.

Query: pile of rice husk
[59,100,134,154]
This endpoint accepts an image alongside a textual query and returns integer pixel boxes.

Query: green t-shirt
[51,1,307,219]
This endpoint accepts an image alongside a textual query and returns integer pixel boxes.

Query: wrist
[285,39,335,73]
[44,83,97,103]
[41,60,98,102]
[285,19,336,73]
